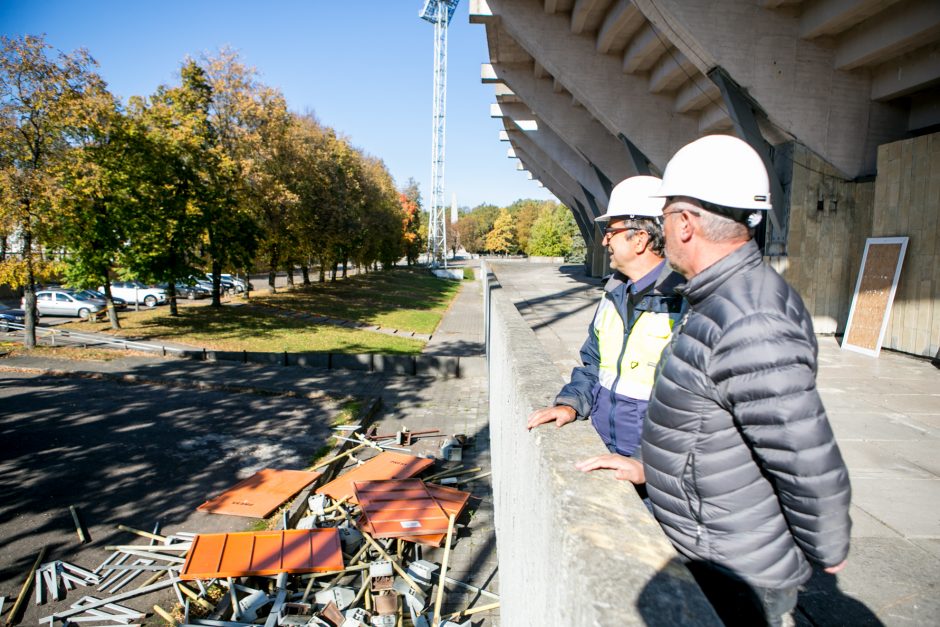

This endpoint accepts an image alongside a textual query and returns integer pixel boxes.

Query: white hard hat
[655,135,772,211]
[594,175,665,222]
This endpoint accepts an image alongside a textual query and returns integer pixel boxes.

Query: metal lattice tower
[420,0,459,267]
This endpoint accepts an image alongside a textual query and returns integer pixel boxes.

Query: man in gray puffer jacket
[610,135,852,627]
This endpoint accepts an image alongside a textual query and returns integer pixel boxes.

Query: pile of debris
[4,426,496,626]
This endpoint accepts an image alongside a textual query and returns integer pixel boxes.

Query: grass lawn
[60,268,462,355]
[254,267,462,335]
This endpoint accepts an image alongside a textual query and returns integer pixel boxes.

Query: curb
[0,364,333,400]
[184,349,481,379]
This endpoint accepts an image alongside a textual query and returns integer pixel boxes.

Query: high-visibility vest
[594,293,679,401]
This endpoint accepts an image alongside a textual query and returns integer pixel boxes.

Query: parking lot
[0,368,347,624]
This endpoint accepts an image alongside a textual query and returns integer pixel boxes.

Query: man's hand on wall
[526,405,577,430]
[575,453,646,484]
[824,560,848,574]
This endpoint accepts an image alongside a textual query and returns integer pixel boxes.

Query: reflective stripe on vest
[594,297,675,400]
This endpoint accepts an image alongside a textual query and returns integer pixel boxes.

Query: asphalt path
[0,369,344,624]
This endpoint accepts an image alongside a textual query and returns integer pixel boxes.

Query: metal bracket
[708,66,788,252]
[589,162,615,198]
[617,133,655,176]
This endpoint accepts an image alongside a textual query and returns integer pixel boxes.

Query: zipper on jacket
[682,451,705,546]
[606,291,634,452]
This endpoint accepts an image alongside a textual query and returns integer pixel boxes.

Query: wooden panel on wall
[843,237,909,356]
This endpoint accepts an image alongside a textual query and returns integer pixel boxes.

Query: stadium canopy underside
[471,0,940,275]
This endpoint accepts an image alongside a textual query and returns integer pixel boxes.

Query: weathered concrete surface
[0,366,350,626]
[493,260,940,627]
[484,262,720,626]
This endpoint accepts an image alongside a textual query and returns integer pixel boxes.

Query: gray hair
[696,209,751,242]
[622,217,666,256]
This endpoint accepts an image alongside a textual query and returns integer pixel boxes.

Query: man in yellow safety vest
[527,176,684,476]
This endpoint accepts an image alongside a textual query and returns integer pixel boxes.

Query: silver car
[34,290,106,319]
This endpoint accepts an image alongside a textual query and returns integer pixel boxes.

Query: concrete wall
[483,263,719,626]
[767,142,875,335]
[770,132,939,358]
[872,133,940,357]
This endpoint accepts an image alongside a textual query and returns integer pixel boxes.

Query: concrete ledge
[415,355,459,378]
[180,349,471,378]
[485,267,720,626]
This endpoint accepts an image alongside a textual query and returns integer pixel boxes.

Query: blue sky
[0,0,555,208]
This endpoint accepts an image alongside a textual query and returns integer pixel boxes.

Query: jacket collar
[605,259,683,297]
[678,239,762,305]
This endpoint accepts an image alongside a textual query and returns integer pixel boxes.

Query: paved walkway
[0,277,497,624]
[491,260,940,627]
[6,263,935,625]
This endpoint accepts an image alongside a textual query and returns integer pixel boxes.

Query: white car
[102,281,167,307]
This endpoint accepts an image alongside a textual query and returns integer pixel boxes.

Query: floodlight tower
[420,0,459,267]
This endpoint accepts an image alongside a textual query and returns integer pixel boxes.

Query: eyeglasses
[662,208,701,219]
[602,226,637,238]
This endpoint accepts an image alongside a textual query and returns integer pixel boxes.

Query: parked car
[221,274,251,292]
[103,281,167,307]
[160,282,211,300]
[0,303,30,330]
[204,273,251,293]
[205,273,237,293]
[77,289,127,310]
[31,290,106,319]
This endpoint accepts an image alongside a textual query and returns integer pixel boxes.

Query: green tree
[51,95,135,328]
[0,35,104,347]
[199,49,265,304]
[485,208,516,254]
[526,204,574,257]
[456,203,498,254]
[121,60,218,316]
[507,198,551,254]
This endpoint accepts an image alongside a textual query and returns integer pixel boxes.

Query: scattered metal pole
[3,546,45,626]
[432,514,457,627]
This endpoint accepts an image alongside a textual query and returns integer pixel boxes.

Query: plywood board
[843,237,909,357]
[180,529,343,580]
[197,468,322,518]
[354,479,450,538]
[315,452,434,505]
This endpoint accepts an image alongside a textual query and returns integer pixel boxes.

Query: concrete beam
[544,0,576,14]
[490,62,636,186]
[570,0,610,34]
[493,82,519,101]
[648,48,698,93]
[834,0,940,70]
[698,101,733,134]
[596,0,646,54]
[674,75,722,113]
[871,43,940,101]
[799,0,906,39]
[500,103,610,208]
[632,0,906,177]
[621,21,669,74]
[486,0,699,170]
[469,0,495,24]
[481,63,500,83]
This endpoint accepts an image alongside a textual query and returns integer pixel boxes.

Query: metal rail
[1,322,187,355]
